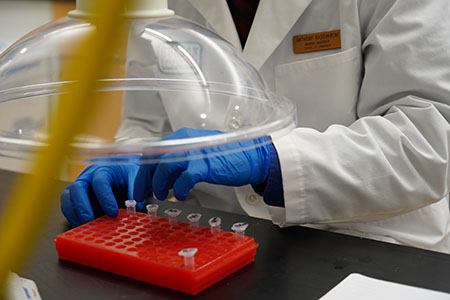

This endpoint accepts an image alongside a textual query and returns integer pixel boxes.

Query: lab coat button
[246,193,260,206]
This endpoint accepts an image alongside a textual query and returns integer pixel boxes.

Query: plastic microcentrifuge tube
[178,248,198,269]
[125,200,136,215]
[164,208,182,225]
[208,216,222,234]
[146,204,159,220]
[187,213,202,228]
[231,222,249,238]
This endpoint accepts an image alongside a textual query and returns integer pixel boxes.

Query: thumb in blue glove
[60,158,146,227]
[133,128,271,202]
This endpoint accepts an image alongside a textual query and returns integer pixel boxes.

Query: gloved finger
[173,160,208,200]
[83,155,140,165]
[91,169,119,218]
[69,181,96,224]
[164,127,222,140]
[126,167,146,212]
[134,163,155,203]
[152,159,188,200]
[136,200,146,212]
[60,187,81,227]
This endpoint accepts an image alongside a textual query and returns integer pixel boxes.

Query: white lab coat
[121,0,450,253]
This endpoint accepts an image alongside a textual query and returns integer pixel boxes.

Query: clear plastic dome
[0,14,296,165]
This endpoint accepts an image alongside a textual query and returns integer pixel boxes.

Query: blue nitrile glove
[60,157,145,227]
[133,127,271,202]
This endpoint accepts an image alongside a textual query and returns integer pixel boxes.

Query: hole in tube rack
[144,246,154,252]
[200,254,211,261]
[172,256,183,262]
[159,256,170,262]
[132,241,144,247]
[172,242,182,248]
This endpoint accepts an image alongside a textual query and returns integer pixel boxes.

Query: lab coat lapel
[188,0,242,50]
[244,0,312,70]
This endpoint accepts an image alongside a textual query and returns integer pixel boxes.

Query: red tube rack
[54,209,258,295]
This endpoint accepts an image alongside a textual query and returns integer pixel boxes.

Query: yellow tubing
[0,0,127,294]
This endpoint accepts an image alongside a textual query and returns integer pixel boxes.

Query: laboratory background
[0,0,120,181]
[1,1,450,299]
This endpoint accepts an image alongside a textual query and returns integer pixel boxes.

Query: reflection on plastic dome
[0,15,296,165]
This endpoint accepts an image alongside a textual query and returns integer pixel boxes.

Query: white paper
[5,272,42,300]
[320,273,450,300]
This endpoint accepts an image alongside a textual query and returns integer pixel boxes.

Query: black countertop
[1,169,450,299]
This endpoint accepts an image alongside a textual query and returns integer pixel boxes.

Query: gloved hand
[60,159,145,227]
[134,127,271,202]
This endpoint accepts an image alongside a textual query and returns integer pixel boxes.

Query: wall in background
[0,1,54,52]
[0,1,55,173]
[0,1,123,182]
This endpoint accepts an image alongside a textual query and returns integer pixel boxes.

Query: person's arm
[269,0,450,225]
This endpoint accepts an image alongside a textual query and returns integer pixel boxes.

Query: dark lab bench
[1,169,449,300]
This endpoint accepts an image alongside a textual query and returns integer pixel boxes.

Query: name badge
[293,30,341,54]
[157,42,202,74]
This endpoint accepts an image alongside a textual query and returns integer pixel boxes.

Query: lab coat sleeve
[270,0,450,225]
